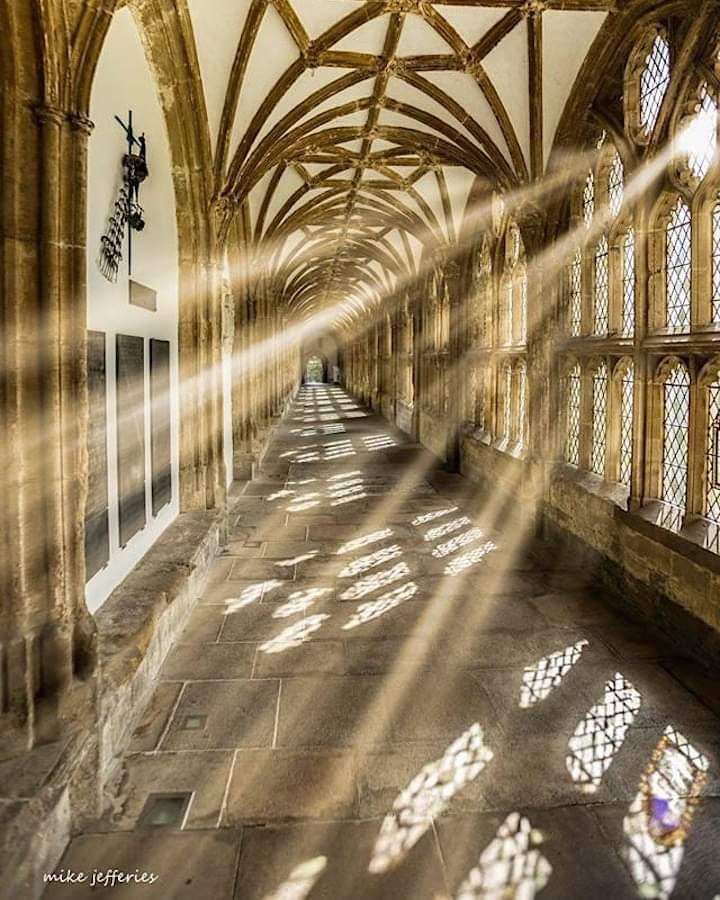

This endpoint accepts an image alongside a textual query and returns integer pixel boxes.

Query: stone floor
[45,386,720,899]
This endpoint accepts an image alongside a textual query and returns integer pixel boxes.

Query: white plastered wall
[85,8,180,613]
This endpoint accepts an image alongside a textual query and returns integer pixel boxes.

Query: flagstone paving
[45,386,720,899]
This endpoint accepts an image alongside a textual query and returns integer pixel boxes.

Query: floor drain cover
[181,715,207,731]
[138,793,191,829]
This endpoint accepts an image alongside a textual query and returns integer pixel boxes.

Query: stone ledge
[96,508,226,782]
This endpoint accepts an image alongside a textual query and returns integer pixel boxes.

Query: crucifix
[97,110,149,282]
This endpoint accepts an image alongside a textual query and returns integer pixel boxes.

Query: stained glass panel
[665,200,691,331]
[591,363,608,476]
[622,230,636,337]
[640,35,670,134]
[662,364,690,511]
[594,236,609,334]
[620,365,634,486]
[566,365,581,465]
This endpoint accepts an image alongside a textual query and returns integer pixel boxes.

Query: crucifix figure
[97,110,149,282]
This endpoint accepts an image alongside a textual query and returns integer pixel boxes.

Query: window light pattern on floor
[369,723,493,874]
[455,812,552,900]
[566,673,641,792]
[519,639,589,708]
[622,726,709,900]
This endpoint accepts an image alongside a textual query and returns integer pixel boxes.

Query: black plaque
[85,330,110,580]
[116,334,146,546]
[150,338,172,514]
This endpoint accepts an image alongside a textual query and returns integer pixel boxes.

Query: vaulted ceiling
[186,0,611,326]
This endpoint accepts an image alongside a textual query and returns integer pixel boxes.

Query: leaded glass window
[705,379,720,528]
[503,363,512,437]
[640,35,670,135]
[662,363,690,511]
[591,362,608,476]
[620,364,634,486]
[665,199,691,331]
[622,229,636,336]
[569,250,582,337]
[475,364,486,431]
[501,281,513,345]
[712,205,720,324]
[516,364,527,447]
[687,85,717,181]
[566,364,581,465]
[519,272,528,343]
[583,171,595,227]
[608,153,624,218]
[594,236,609,334]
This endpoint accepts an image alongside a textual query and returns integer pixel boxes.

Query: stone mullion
[444,260,463,470]
[208,255,227,506]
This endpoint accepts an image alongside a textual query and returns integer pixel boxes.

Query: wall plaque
[116,334,146,545]
[129,280,157,311]
[150,338,172,514]
[85,330,110,580]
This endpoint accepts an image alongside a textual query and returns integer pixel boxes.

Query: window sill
[552,462,630,508]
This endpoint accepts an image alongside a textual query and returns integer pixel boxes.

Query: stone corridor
[45,387,720,899]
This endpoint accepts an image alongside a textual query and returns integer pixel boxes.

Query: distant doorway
[304,355,325,383]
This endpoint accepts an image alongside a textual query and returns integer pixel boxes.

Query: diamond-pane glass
[583,171,595,227]
[503,363,512,437]
[594,236,609,334]
[640,35,670,134]
[705,380,720,527]
[622,229,636,336]
[474,363,485,431]
[665,199,691,331]
[619,364,634,485]
[516,365,527,447]
[591,363,608,476]
[569,250,582,337]
[687,85,717,181]
[662,364,690,511]
[501,281,513,345]
[566,365,581,465]
[519,273,528,343]
[608,153,624,217]
[712,205,720,323]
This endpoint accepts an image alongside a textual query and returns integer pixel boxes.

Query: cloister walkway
[46,387,720,899]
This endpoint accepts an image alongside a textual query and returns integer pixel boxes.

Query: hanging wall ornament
[97,111,149,283]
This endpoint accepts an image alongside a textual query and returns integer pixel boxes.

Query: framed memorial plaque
[150,338,172,514]
[85,330,110,580]
[116,334,146,545]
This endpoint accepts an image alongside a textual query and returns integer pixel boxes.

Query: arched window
[686,84,717,181]
[500,280,513,345]
[566,364,581,465]
[518,271,528,343]
[568,250,582,337]
[608,152,624,217]
[591,362,608,476]
[712,204,720,324]
[502,362,513,437]
[662,362,690,511]
[665,199,691,331]
[583,171,595,227]
[514,362,527,447]
[594,236,609,334]
[640,34,670,134]
[705,376,720,529]
[619,363,634,486]
[622,229,636,336]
